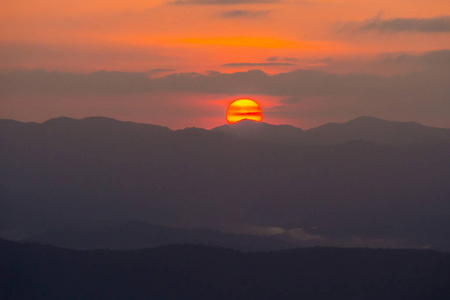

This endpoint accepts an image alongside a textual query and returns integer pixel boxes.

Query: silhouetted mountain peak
[211,120,303,144]
[177,127,209,135]
[304,116,450,146]
[231,119,270,127]
[346,116,423,128]
[41,116,172,135]
[0,118,35,130]
[43,116,78,126]
[350,115,389,123]
[80,116,123,124]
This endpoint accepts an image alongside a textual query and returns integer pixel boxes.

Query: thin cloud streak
[266,56,298,62]
[221,10,270,18]
[345,15,450,33]
[170,0,278,5]
[223,62,295,66]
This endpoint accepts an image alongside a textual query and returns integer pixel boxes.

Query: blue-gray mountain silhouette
[23,221,295,251]
[212,116,450,146]
[212,119,304,144]
[1,116,449,251]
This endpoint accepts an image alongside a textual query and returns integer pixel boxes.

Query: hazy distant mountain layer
[23,221,296,251]
[213,116,450,146]
[1,117,450,250]
[1,239,450,300]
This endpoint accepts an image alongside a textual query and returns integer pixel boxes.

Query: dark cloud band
[223,62,296,67]
[353,15,450,33]
[221,9,269,18]
[170,0,277,5]
[1,50,449,108]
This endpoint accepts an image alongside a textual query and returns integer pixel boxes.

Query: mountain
[1,116,450,251]
[23,221,296,251]
[212,119,304,144]
[2,238,450,300]
[302,116,450,147]
[212,117,450,147]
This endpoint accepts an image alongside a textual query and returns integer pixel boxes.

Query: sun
[226,99,263,124]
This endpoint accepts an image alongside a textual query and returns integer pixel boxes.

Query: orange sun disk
[226,99,263,124]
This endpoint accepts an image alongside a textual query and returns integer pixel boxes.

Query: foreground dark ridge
[1,238,450,300]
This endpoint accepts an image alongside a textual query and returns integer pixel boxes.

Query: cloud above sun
[223,62,295,67]
[221,10,270,18]
[342,15,450,33]
[2,49,449,128]
[4,49,448,96]
[170,0,278,5]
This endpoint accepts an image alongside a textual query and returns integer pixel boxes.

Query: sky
[1,0,450,129]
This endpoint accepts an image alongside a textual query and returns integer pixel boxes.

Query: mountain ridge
[3,114,449,130]
[2,237,450,300]
[22,221,298,252]
[3,115,449,147]
[302,115,450,147]
[1,115,450,251]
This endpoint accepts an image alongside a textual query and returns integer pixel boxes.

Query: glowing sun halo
[226,99,263,124]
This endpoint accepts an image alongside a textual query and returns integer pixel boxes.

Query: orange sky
[3,0,449,72]
[1,0,450,129]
